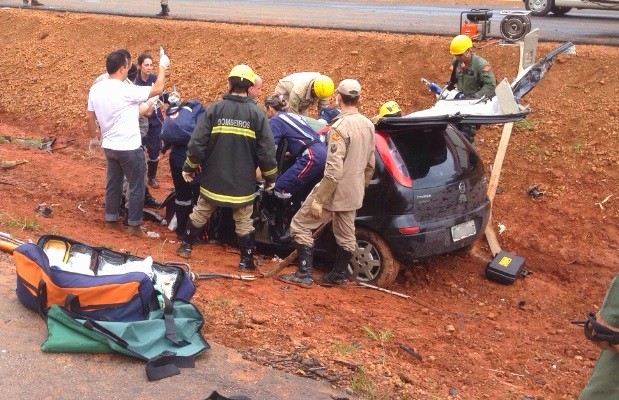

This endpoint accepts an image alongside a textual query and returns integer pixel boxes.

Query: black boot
[144,187,162,208]
[176,221,201,259]
[174,204,193,238]
[156,4,170,16]
[318,245,353,287]
[237,231,256,271]
[147,160,160,188]
[272,197,292,244]
[279,244,314,288]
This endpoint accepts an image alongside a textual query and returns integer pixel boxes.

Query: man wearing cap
[177,65,278,271]
[279,79,375,288]
[273,72,334,117]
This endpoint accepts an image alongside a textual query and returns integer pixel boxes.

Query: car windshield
[389,125,474,188]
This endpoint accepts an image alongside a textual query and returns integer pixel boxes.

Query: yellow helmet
[228,64,256,84]
[379,101,402,117]
[312,75,334,99]
[450,35,473,55]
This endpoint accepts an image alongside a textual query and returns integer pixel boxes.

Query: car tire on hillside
[349,228,401,288]
[525,0,554,16]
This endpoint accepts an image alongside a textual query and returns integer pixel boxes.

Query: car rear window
[388,125,474,189]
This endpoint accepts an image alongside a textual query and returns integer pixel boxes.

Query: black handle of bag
[145,350,196,381]
[36,279,48,320]
[82,318,130,349]
[160,294,191,347]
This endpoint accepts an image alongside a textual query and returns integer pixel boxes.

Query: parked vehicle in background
[524,0,619,16]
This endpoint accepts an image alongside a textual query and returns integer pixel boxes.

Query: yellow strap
[200,187,255,204]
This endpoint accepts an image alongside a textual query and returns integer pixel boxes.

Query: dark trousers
[170,158,199,235]
[144,123,162,161]
[104,148,145,226]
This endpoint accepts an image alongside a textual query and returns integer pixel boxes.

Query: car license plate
[451,220,476,242]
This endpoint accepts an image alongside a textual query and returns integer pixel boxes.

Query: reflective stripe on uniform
[212,125,256,139]
[200,187,255,204]
[185,158,200,168]
[262,166,278,177]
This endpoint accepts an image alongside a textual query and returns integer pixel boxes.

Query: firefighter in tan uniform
[273,72,334,116]
[279,79,375,288]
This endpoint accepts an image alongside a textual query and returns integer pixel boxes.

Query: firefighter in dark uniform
[279,79,375,288]
[177,64,278,271]
[446,34,497,143]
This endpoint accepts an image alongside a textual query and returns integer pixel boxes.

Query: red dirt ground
[1,8,618,400]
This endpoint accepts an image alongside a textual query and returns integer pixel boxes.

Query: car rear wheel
[525,0,553,16]
[551,6,571,15]
[348,228,401,288]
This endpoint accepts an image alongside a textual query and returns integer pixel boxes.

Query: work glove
[309,177,337,219]
[310,199,323,219]
[159,47,170,69]
[88,136,101,152]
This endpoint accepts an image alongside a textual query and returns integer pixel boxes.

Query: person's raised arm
[149,53,170,98]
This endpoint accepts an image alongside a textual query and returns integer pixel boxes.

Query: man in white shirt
[86,49,169,237]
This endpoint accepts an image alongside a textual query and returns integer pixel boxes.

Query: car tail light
[398,226,421,235]
[375,131,412,188]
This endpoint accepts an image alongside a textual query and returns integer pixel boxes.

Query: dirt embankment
[1,9,618,400]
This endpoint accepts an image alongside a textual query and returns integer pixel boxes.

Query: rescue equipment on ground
[485,250,528,284]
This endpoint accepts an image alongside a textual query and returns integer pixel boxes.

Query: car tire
[524,0,553,16]
[551,6,571,15]
[349,228,401,288]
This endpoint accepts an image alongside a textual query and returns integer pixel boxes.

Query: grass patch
[523,144,541,154]
[515,119,537,130]
[210,296,230,308]
[333,341,360,354]
[351,368,379,399]
[362,326,393,366]
[4,217,40,232]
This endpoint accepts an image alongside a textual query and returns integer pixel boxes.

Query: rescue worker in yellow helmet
[371,100,402,124]
[447,35,496,99]
[446,34,497,143]
[273,72,334,116]
[177,64,278,271]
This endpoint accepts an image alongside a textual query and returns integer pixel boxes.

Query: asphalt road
[5,0,619,46]
[0,254,351,400]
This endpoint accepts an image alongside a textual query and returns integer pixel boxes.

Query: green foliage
[351,368,379,399]
[515,118,537,130]
[4,217,39,231]
[210,296,230,308]
[362,326,393,344]
[333,341,360,354]
[362,326,393,366]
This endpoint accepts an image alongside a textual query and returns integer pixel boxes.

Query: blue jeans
[104,148,145,226]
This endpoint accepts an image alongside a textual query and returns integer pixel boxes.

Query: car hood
[401,41,574,126]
